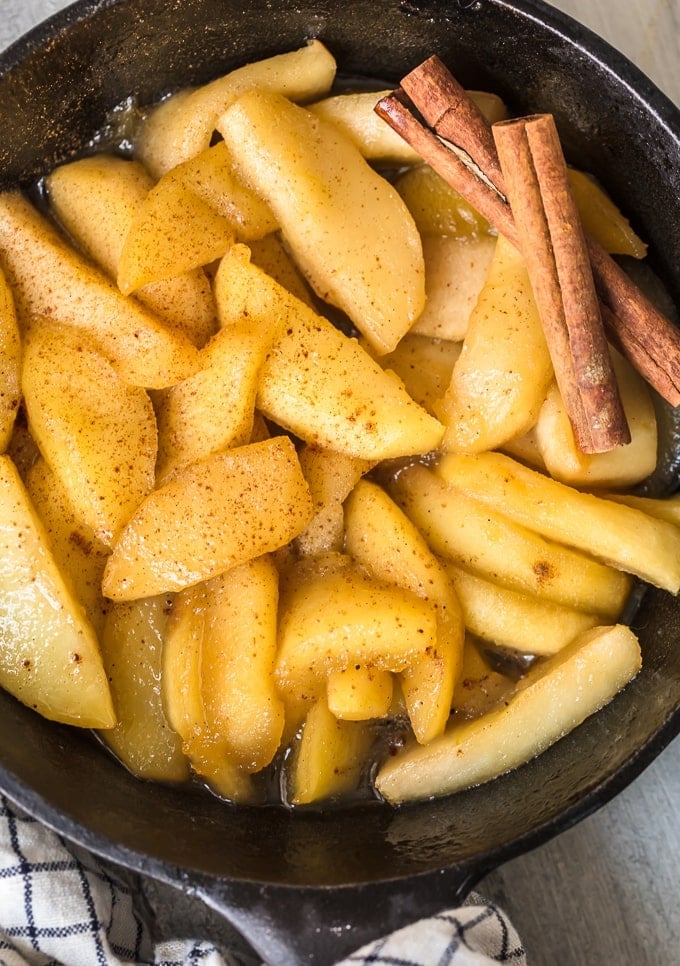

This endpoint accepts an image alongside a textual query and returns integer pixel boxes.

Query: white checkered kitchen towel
[0,795,525,966]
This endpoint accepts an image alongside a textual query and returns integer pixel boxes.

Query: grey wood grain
[479,741,680,965]
[550,0,680,106]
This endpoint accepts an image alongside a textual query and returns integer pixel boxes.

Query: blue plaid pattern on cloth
[0,795,525,965]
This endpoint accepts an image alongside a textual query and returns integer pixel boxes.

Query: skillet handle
[192,864,483,965]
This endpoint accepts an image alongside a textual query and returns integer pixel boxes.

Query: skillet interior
[0,0,679,947]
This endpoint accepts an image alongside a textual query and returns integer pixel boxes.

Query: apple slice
[376,624,641,803]
[288,697,374,805]
[0,455,114,728]
[0,267,21,449]
[99,596,189,782]
[22,318,157,547]
[437,451,680,592]
[218,91,425,354]
[102,436,313,599]
[0,191,200,389]
[344,478,465,744]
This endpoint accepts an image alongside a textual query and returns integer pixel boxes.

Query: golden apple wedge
[344,479,464,744]
[218,91,425,355]
[137,40,337,177]
[0,190,200,388]
[99,596,189,783]
[22,318,157,547]
[215,245,444,460]
[0,455,114,728]
[376,624,641,803]
[102,436,313,600]
[0,267,21,451]
[437,451,680,593]
[46,154,217,347]
[390,462,631,616]
[162,586,256,802]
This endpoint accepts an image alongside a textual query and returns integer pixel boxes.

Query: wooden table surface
[1,1,679,964]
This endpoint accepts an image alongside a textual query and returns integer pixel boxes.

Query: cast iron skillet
[1,0,679,962]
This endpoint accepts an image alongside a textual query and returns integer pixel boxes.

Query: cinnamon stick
[587,236,680,404]
[379,58,680,408]
[400,55,506,195]
[375,90,515,240]
[377,89,629,450]
[493,115,630,452]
